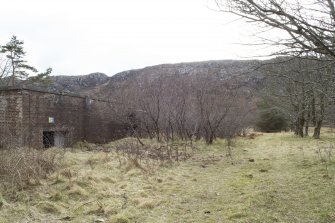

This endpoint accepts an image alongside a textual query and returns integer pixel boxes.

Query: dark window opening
[43,131,54,148]
[43,131,66,148]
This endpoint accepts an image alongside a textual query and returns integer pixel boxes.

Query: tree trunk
[313,93,325,139]
[304,109,310,136]
[205,131,214,145]
[295,117,304,137]
[313,120,322,139]
[298,122,304,137]
[294,121,299,135]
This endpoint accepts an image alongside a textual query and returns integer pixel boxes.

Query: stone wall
[21,90,86,148]
[0,89,23,148]
[0,88,126,148]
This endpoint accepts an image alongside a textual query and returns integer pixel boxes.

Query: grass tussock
[36,201,62,214]
[0,131,335,222]
[108,214,130,223]
[0,147,63,190]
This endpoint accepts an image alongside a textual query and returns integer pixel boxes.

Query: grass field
[1,131,335,223]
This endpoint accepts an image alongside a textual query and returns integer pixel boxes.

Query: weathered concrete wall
[21,90,86,148]
[0,88,126,148]
[0,90,24,148]
[83,97,126,144]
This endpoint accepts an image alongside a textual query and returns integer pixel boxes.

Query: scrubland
[1,131,335,223]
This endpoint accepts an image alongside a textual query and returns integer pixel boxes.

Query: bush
[0,148,63,190]
[255,107,288,133]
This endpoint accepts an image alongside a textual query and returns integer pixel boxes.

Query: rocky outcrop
[19,72,109,94]
[94,60,266,98]
[16,60,268,97]
[47,72,109,93]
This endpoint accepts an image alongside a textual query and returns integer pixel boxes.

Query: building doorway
[43,131,65,148]
[54,131,65,147]
[43,131,54,148]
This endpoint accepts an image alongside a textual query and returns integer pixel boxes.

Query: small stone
[94,219,105,223]
[60,216,72,221]
[323,174,332,179]
[246,174,253,179]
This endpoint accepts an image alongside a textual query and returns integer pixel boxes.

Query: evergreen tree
[27,67,52,86]
[255,102,288,133]
[1,35,37,86]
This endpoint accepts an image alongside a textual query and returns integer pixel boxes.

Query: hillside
[23,72,110,94]
[47,72,109,93]
[87,60,266,98]
[0,72,110,95]
[5,60,266,98]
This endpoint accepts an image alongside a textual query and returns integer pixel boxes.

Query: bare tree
[109,64,256,149]
[194,74,235,144]
[260,57,334,138]
[214,0,335,59]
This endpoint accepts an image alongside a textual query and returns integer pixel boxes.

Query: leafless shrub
[112,71,255,146]
[111,138,193,166]
[315,143,334,178]
[0,148,63,190]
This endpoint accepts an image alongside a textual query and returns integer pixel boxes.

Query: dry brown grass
[0,133,335,222]
[0,147,63,190]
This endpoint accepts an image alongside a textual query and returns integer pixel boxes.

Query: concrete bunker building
[0,87,125,148]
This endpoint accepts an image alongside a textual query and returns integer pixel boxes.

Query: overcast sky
[0,0,273,76]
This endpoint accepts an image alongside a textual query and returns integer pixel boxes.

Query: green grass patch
[0,132,335,222]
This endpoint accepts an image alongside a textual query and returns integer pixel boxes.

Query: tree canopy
[0,35,51,86]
